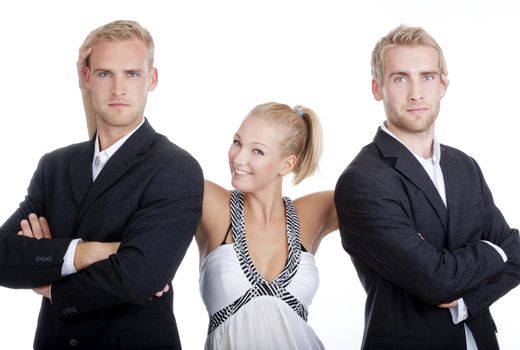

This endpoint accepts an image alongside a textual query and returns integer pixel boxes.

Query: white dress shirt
[61,119,145,276]
[381,122,507,350]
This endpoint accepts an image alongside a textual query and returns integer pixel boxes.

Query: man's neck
[96,118,144,151]
[387,124,435,159]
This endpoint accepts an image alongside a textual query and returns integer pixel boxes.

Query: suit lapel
[374,128,448,232]
[69,140,95,208]
[75,120,156,224]
[439,148,462,244]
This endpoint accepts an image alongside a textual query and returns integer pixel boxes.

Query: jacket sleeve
[0,154,73,288]
[460,162,520,318]
[50,154,204,318]
[334,166,506,305]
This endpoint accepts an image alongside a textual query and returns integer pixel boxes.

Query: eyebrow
[252,141,268,148]
[388,71,441,82]
[389,71,411,78]
[234,133,268,148]
[389,71,440,77]
[91,68,145,73]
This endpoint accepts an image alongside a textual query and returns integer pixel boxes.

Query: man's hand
[155,284,169,297]
[33,285,51,300]
[438,300,458,308]
[74,241,121,271]
[18,213,51,239]
[75,242,168,299]
[18,214,52,298]
[17,214,166,300]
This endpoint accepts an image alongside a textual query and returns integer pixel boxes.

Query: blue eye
[395,76,406,83]
[424,75,434,81]
[128,71,140,77]
[253,149,264,156]
[98,72,111,78]
[232,139,241,146]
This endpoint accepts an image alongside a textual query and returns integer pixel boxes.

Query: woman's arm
[294,190,338,254]
[194,180,231,262]
[77,28,99,139]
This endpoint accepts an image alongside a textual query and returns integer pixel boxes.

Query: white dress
[200,190,325,350]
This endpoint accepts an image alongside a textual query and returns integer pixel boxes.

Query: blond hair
[248,102,322,185]
[371,25,448,85]
[87,20,155,68]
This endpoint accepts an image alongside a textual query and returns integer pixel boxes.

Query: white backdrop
[0,1,518,349]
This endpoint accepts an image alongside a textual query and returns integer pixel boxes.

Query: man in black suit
[0,20,203,349]
[335,25,520,350]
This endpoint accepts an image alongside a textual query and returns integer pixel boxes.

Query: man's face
[85,38,157,132]
[372,45,447,138]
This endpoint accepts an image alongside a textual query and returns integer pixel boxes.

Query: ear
[372,79,383,101]
[279,154,297,176]
[148,67,158,91]
[440,75,449,98]
[83,66,91,90]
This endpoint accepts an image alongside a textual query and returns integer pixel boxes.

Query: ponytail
[291,105,322,184]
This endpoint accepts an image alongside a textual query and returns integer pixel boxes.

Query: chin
[231,178,245,192]
[231,178,254,193]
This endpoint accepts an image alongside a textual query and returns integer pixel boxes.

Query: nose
[110,75,126,96]
[408,80,423,102]
[229,144,247,165]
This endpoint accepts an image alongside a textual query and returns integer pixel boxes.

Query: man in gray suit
[335,25,520,350]
[0,20,203,349]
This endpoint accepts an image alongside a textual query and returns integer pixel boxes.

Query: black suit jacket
[334,128,520,350]
[0,119,204,349]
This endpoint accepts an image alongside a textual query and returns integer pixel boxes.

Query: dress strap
[230,190,303,286]
[220,223,232,245]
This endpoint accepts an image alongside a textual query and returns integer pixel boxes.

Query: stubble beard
[97,107,143,129]
[386,102,440,135]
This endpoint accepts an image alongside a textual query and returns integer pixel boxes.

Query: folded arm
[334,168,506,305]
[438,161,520,318]
[50,157,203,317]
[0,156,72,288]
[16,214,120,299]
[454,163,520,318]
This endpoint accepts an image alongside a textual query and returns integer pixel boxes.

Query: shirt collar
[93,118,145,161]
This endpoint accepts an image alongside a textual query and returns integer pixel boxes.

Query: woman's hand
[77,27,100,92]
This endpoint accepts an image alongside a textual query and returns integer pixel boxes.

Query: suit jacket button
[46,256,53,262]
[69,338,78,347]
[71,306,77,313]
[35,256,41,262]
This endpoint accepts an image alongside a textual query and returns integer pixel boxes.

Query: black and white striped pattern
[208,190,307,334]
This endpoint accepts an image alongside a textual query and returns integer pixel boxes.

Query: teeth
[234,168,251,175]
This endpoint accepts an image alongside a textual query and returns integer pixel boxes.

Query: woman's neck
[243,187,285,224]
